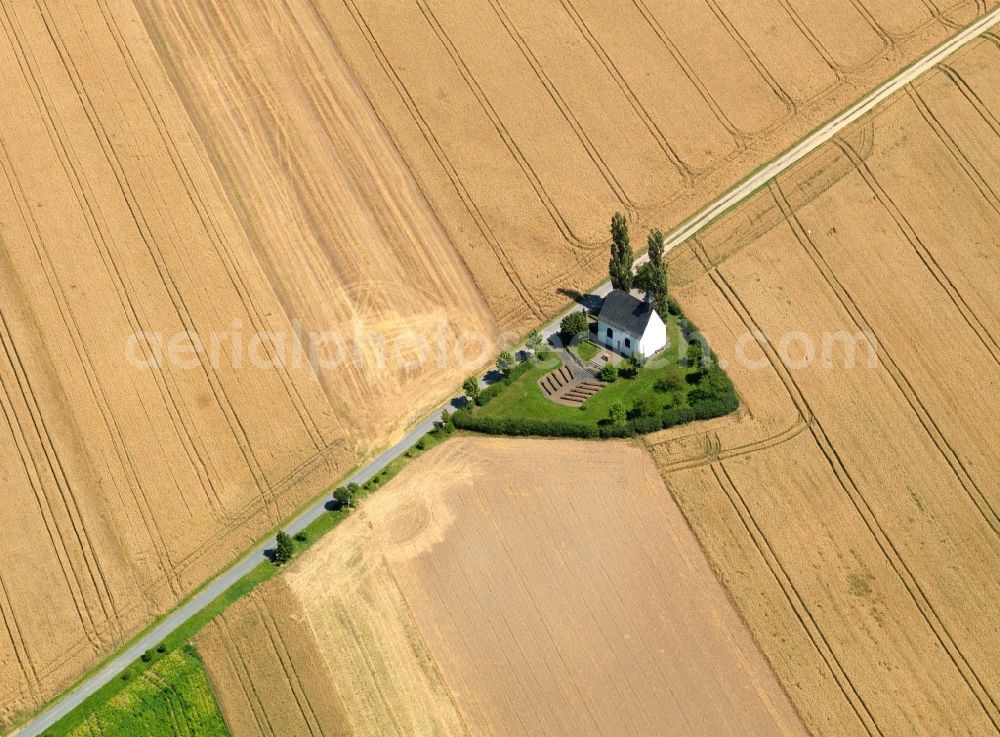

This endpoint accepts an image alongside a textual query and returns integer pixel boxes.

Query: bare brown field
[648,36,1000,737]
[0,0,492,725]
[312,0,996,328]
[201,437,809,737]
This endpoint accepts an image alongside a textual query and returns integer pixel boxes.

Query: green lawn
[59,647,228,737]
[572,340,600,362]
[480,314,699,428]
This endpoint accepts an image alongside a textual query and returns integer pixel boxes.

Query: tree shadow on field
[557,287,603,314]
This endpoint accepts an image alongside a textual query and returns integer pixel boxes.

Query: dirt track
[4,0,1000,731]
[318,0,996,327]
[651,35,1000,737]
[0,0,492,724]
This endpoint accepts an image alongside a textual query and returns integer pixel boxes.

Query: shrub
[294,531,307,543]
[475,359,532,407]
[599,423,635,438]
[655,365,685,392]
[141,650,153,663]
[686,341,704,370]
[157,644,167,654]
[462,376,481,402]
[598,363,619,382]
[607,401,627,425]
[628,414,663,434]
[497,350,517,375]
[416,438,425,451]
[526,328,543,353]
[666,296,682,316]
[631,394,659,418]
[332,486,354,509]
[689,366,736,404]
[452,411,598,439]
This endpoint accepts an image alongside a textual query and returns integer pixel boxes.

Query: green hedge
[455,391,738,439]
[454,410,600,438]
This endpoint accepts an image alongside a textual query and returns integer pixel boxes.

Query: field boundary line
[712,257,1000,729]
[656,5,1000,254]
[12,8,1000,735]
[769,178,1000,533]
[836,138,1000,366]
[709,463,884,737]
[329,0,544,318]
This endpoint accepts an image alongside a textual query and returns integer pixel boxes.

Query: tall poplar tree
[644,228,669,316]
[608,212,634,291]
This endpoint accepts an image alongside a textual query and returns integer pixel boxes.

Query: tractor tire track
[770,178,1000,532]
[836,137,1000,367]
[415,0,606,250]
[708,463,884,737]
[0,317,104,650]
[627,0,749,153]
[908,83,1000,214]
[217,616,277,737]
[101,0,328,454]
[31,0,280,521]
[251,599,324,737]
[939,60,1000,135]
[711,253,1000,729]
[483,0,639,217]
[0,0,208,592]
[701,0,798,115]
[555,0,696,181]
[0,568,41,702]
[331,0,543,320]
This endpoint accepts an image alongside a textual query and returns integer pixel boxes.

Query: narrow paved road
[13,8,1000,736]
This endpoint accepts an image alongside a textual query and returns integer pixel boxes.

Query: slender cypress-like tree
[609,212,634,291]
[644,228,669,316]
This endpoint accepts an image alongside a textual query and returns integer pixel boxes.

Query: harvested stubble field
[0,0,493,725]
[648,35,1000,737]
[315,0,996,328]
[199,436,808,737]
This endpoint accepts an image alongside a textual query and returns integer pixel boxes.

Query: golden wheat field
[318,0,996,328]
[199,437,808,737]
[647,34,1000,737]
[3,0,1000,730]
[0,0,494,725]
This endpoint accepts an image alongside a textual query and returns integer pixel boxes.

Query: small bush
[607,401,627,425]
[496,350,517,375]
[631,394,659,418]
[655,365,686,393]
[598,363,619,382]
[157,644,167,654]
[141,650,153,663]
[294,531,307,543]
